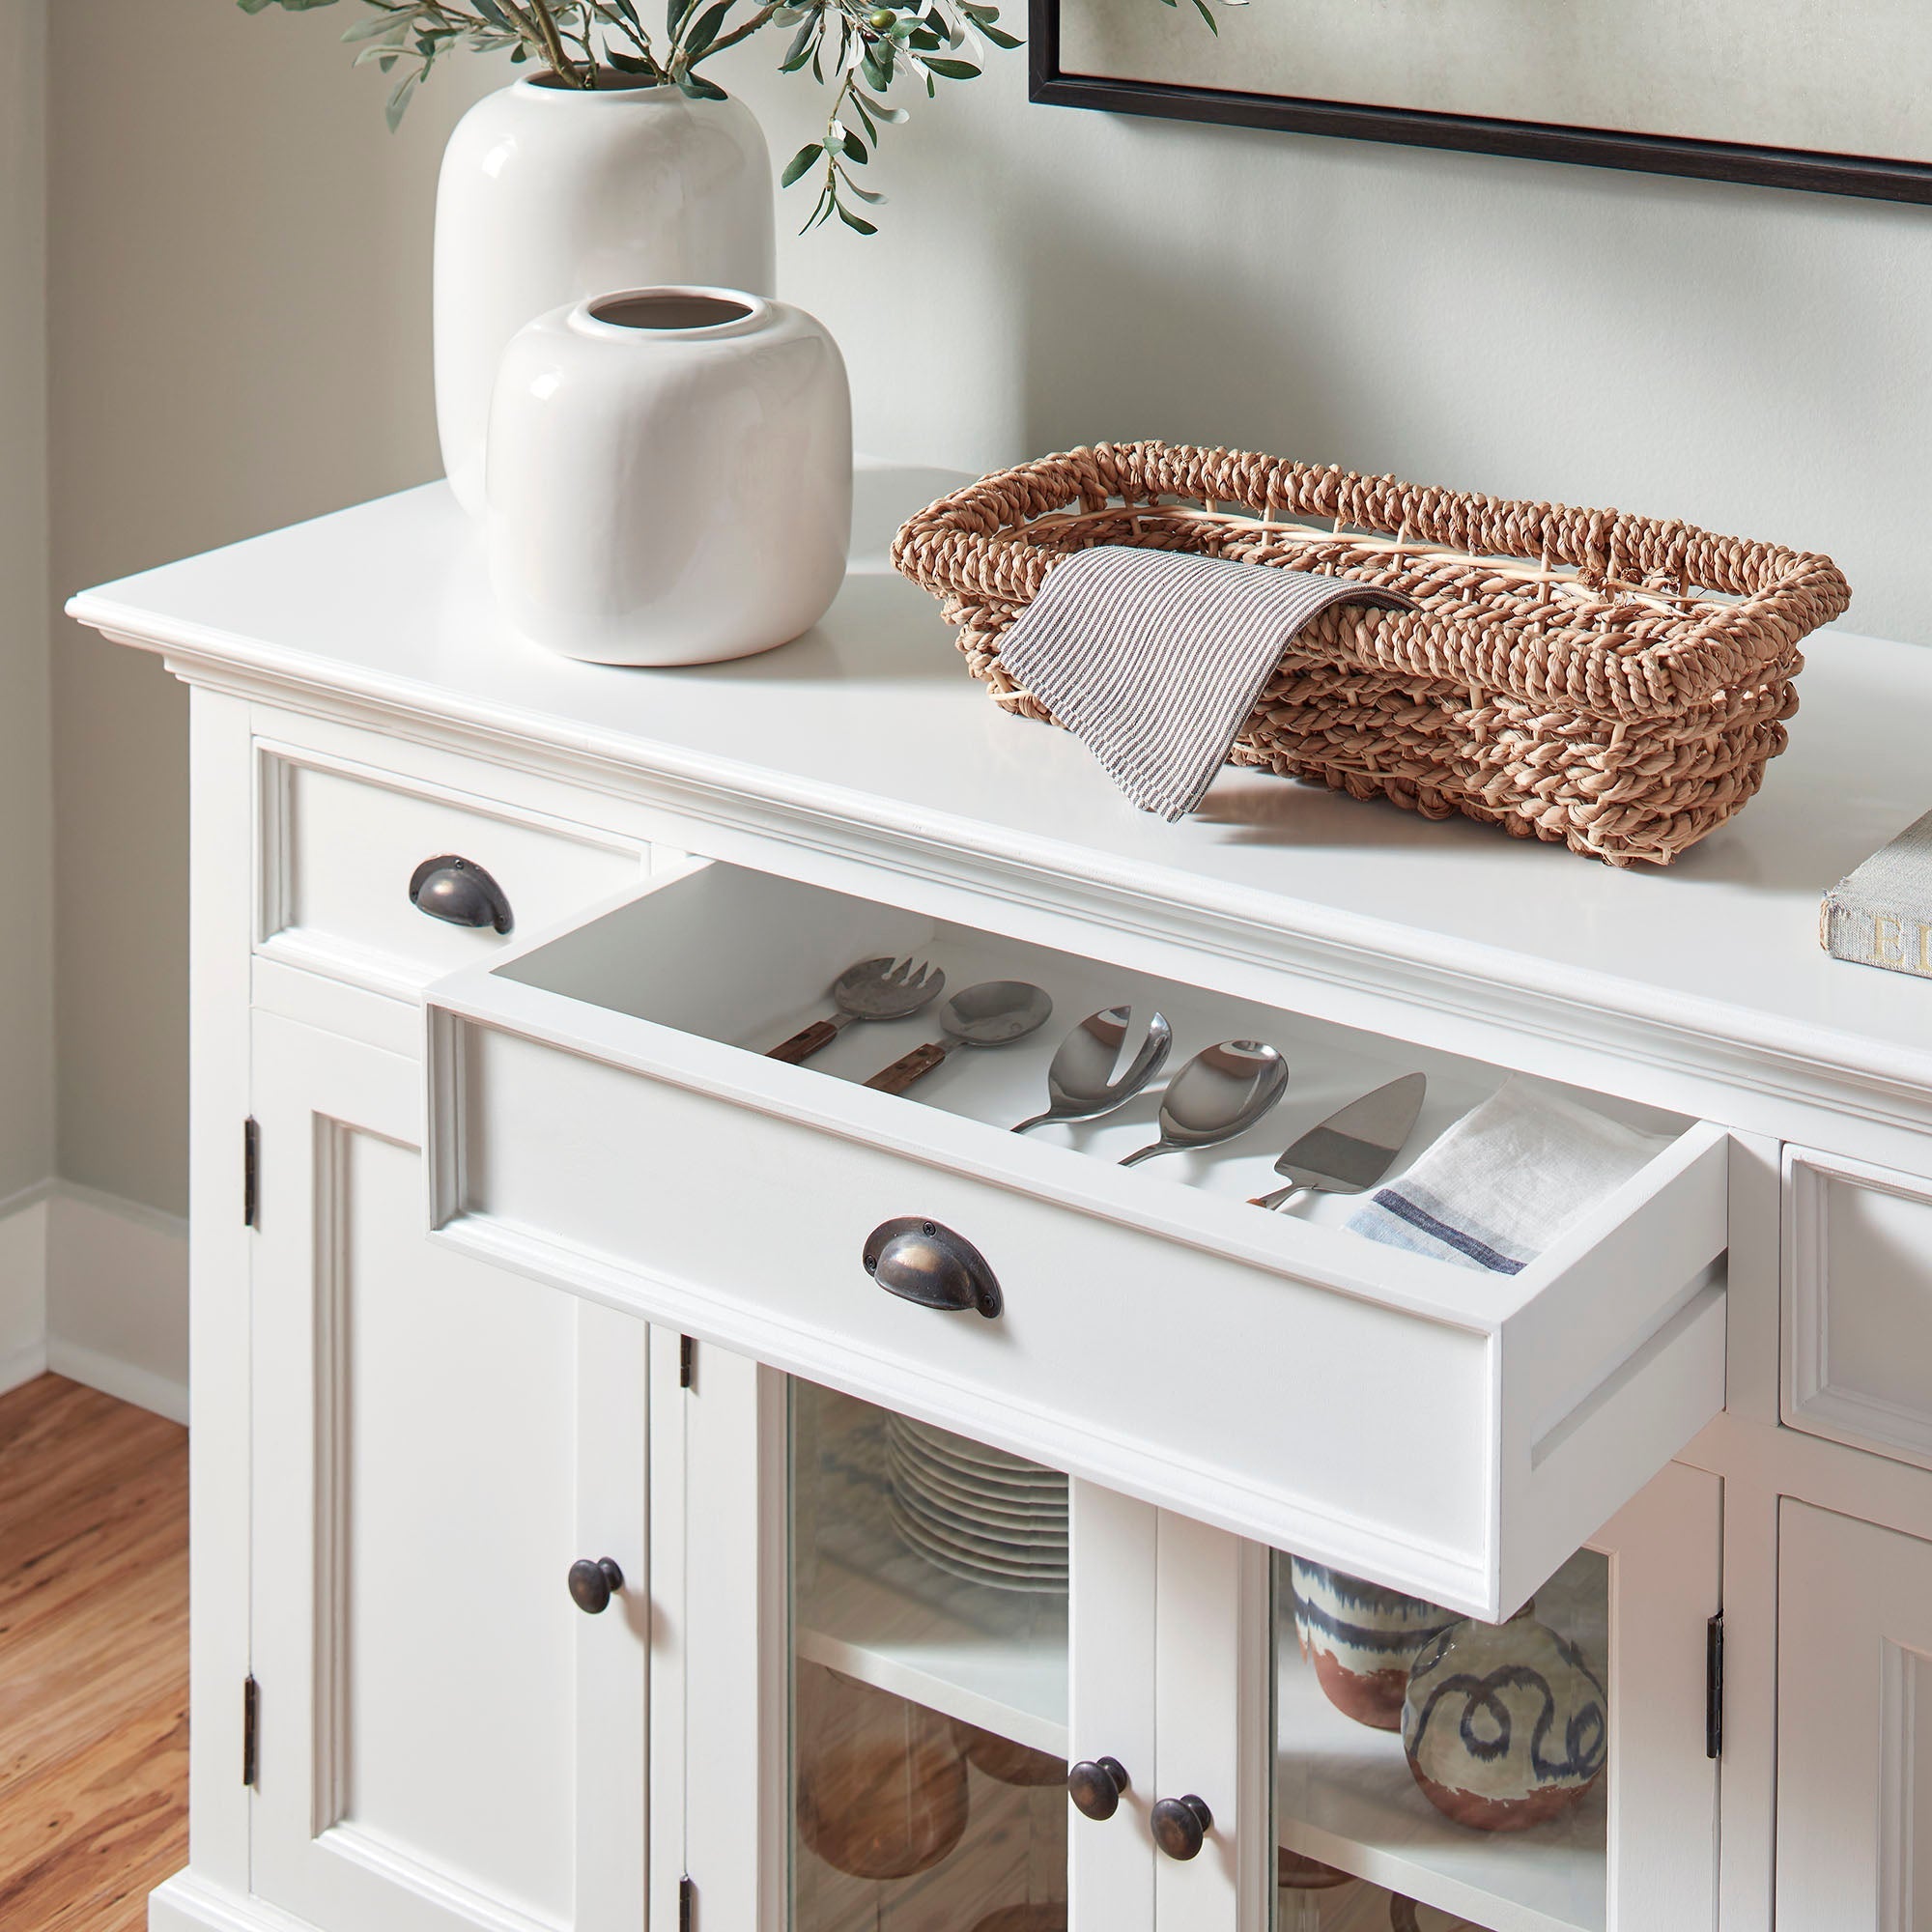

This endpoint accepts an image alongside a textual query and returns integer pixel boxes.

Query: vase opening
[528,66,670,92]
[589,291,755,331]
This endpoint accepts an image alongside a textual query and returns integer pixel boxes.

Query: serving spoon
[1011,1005,1174,1134]
[864,981,1054,1096]
[1119,1040,1290,1167]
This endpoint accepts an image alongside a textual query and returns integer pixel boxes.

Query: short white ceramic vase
[436,73,777,521]
[488,288,852,667]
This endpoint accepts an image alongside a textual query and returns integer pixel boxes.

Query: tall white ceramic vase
[487,288,852,666]
[435,73,776,520]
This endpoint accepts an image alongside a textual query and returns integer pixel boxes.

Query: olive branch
[771,0,1019,235]
[238,0,1228,231]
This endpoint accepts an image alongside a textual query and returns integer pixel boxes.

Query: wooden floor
[0,1375,188,1932]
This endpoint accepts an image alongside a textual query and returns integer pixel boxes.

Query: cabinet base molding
[149,1873,326,1932]
[149,1865,553,1932]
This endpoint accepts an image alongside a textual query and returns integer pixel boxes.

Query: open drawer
[423,859,1727,1619]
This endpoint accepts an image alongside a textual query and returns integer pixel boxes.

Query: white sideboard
[71,466,1932,1932]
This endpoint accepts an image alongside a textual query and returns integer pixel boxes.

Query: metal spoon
[864,981,1054,1096]
[766,956,945,1065]
[1011,1006,1173,1134]
[1119,1040,1290,1167]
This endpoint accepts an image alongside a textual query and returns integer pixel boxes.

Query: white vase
[435,73,776,521]
[487,288,851,666]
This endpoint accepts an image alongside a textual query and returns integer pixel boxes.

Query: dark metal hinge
[1705,1611,1724,1759]
[679,1335,696,1390]
[678,1873,696,1932]
[242,1674,259,1786]
[243,1118,260,1230]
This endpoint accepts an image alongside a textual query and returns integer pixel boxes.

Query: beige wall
[47,3,497,1213]
[45,10,1932,1217]
[0,0,52,1208]
[726,45,1932,644]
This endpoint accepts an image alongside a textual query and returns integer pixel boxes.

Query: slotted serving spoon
[766,956,945,1065]
[1119,1040,1290,1167]
[1010,1006,1173,1134]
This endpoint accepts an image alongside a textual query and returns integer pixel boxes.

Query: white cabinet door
[248,1012,648,1932]
[1777,1501,1932,1931]
[665,1344,1160,1932]
[660,1357,1719,1932]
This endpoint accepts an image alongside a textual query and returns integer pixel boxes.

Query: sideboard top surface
[69,463,1932,1117]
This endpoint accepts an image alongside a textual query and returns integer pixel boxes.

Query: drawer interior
[495,859,1694,1259]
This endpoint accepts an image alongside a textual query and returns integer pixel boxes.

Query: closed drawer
[1784,1146,1932,1470]
[257,741,647,998]
[424,860,1729,1620]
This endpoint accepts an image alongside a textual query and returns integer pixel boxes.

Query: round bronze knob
[567,1556,623,1614]
[1066,1756,1130,1822]
[409,854,513,933]
[1151,1793,1212,1861]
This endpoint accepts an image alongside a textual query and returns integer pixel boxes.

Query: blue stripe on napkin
[1360,1187,1528,1274]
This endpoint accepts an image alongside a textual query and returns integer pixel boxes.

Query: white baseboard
[0,1183,50,1392]
[45,1335,187,1426]
[0,1336,48,1398]
[0,1179,187,1424]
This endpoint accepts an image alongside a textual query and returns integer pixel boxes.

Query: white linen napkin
[1345,1076,1670,1274]
[997,545,1415,822]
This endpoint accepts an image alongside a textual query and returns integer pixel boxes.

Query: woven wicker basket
[891,441,1852,867]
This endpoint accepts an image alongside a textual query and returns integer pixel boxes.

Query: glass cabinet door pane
[790,1379,1069,1932]
[1272,1547,1610,1932]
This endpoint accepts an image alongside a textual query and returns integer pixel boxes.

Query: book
[1821,810,1932,980]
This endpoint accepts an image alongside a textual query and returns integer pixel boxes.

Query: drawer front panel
[452,1020,1494,1598]
[424,859,1731,1619]
[1785,1146,1932,1470]
[464,1020,1492,1577]
[259,745,646,997]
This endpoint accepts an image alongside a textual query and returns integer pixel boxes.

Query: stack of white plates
[884,1415,1069,1593]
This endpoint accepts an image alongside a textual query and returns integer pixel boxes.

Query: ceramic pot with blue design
[1401,1614,1607,1832]
[1290,1557,1460,1731]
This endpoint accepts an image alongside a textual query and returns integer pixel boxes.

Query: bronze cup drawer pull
[566,1556,623,1614]
[863,1218,1003,1319]
[1151,1793,1212,1861]
[409,854,514,933]
[1066,1756,1130,1822]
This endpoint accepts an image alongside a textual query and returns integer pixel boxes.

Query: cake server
[1249,1072,1428,1211]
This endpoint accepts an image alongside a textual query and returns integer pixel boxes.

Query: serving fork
[766,955,945,1065]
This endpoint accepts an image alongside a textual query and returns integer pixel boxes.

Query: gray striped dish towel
[998,545,1416,822]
